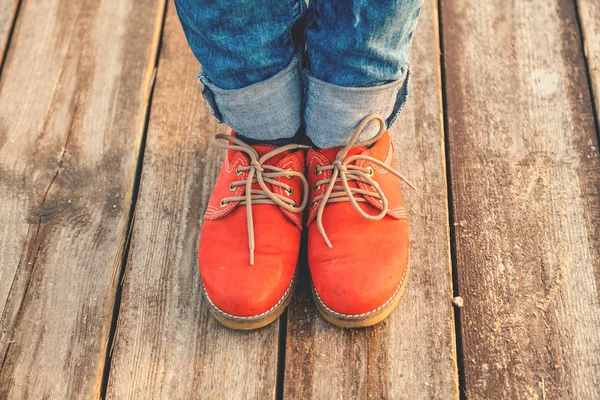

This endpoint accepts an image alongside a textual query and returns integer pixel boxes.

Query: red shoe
[198,132,309,329]
[306,114,415,327]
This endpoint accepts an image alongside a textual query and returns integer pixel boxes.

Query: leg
[304,0,424,147]
[174,0,310,329]
[174,0,306,141]
[304,1,424,327]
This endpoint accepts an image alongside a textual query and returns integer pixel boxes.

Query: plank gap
[0,63,81,365]
[275,236,306,400]
[0,218,40,372]
[436,0,467,398]
[104,2,281,395]
[0,0,23,76]
[275,309,288,400]
[282,0,459,395]
[573,0,600,147]
[98,3,168,399]
[0,0,170,395]
[441,0,600,396]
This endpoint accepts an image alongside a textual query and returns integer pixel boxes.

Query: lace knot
[314,114,416,249]
[250,160,264,172]
[332,160,347,173]
[213,134,310,265]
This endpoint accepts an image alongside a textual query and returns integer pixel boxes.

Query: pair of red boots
[198,114,415,329]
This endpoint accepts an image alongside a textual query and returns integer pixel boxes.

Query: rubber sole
[311,263,410,328]
[202,275,296,330]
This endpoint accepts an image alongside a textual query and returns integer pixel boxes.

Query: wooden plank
[283,0,459,397]
[0,0,26,320]
[0,0,165,397]
[578,0,600,131]
[0,0,19,68]
[105,4,280,399]
[441,0,600,397]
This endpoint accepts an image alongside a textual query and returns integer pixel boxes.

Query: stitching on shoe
[384,143,393,166]
[273,155,304,229]
[307,151,332,224]
[387,207,408,219]
[313,266,407,319]
[361,152,389,174]
[278,153,302,172]
[224,152,246,173]
[203,271,296,321]
[205,155,249,219]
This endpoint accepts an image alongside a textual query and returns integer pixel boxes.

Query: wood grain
[578,0,600,131]
[283,0,459,398]
[105,5,280,399]
[441,0,600,397]
[0,0,19,68]
[0,0,165,397]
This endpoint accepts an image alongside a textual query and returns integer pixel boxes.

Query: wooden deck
[1,0,599,398]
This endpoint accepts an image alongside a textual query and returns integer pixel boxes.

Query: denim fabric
[305,0,423,87]
[304,66,410,148]
[199,53,304,140]
[174,0,423,148]
[175,0,306,90]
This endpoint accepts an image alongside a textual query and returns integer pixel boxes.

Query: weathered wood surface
[441,0,600,398]
[105,5,280,399]
[0,0,19,68]
[578,0,600,131]
[1,0,600,397]
[283,0,459,398]
[0,0,165,397]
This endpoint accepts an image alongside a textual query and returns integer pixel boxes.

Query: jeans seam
[198,71,223,122]
[303,62,411,147]
[386,63,411,128]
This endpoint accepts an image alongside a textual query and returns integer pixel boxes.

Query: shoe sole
[311,262,410,328]
[201,273,297,330]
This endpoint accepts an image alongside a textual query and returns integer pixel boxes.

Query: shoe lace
[312,114,417,248]
[214,134,310,265]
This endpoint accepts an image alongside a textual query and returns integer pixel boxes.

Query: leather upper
[306,131,410,315]
[199,133,305,317]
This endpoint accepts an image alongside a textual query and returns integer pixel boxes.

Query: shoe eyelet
[311,199,318,207]
[235,166,242,176]
[313,183,320,191]
[366,166,374,177]
[219,199,227,208]
[286,168,294,179]
[229,183,236,191]
[314,165,322,175]
[285,187,294,196]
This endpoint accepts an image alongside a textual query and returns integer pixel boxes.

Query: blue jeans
[174,0,423,148]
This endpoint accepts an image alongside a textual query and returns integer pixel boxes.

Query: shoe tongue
[252,144,278,157]
[316,145,368,163]
[226,143,290,166]
[253,144,291,166]
[226,131,291,165]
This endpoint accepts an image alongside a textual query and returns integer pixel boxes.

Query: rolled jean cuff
[198,53,303,140]
[304,64,410,148]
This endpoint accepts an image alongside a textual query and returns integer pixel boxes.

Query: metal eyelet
[285,187,294,196]
[229,183,236,191]
[235,166,242,176]
[366,166,374,176]
[286,168,294,179]
[219,199,227,208]
[314,165,322,175]
[313,183,320,191]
